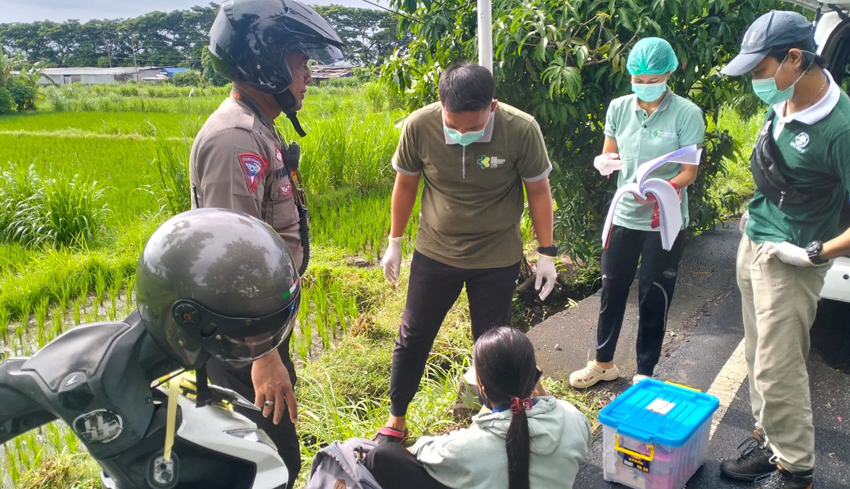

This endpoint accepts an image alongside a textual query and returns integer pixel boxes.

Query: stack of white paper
[601,145,702,251]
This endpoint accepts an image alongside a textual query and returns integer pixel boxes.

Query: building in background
[33,67,162,85]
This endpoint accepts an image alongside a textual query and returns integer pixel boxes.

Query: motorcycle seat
[22,322,129,391]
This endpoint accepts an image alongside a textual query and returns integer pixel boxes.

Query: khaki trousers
[736,235,829,473]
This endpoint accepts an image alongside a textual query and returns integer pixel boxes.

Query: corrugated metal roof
[39,67,161,76]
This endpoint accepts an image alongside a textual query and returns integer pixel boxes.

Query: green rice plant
[294,285,313,361]
[310,276,333,350]
[330,279,353,334]
[51,307,65,340]
[34,298,49,349]
[107,280,122,321]
[72,298,82,326]
[0,306,9,343]
[0,243,27,276]
[310,187,419,260]
[93,266,110,310]
[12,295,34,341]
[123,274,137,315]
[5,432,44,487]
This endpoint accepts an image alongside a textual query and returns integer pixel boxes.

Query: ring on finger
[263,400,274,407]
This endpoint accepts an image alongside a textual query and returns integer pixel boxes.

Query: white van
[787,1,850,302]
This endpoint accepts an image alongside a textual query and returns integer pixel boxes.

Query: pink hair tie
[510,397,533,415]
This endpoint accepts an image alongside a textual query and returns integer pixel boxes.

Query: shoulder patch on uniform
[238,153,269,193]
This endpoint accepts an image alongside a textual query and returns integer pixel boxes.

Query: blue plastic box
[598,379,720,489]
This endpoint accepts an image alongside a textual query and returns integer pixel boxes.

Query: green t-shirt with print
[746,91,850,247]
[392,102,552,269]
[604,91,706,231]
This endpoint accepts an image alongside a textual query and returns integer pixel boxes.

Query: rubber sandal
[373,427,409,445]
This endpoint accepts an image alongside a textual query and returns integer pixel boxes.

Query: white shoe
[632,374,651,385]
[569,361,620,388]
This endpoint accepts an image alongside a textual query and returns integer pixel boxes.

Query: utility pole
[477,0,493,73]
[131,38,140,85]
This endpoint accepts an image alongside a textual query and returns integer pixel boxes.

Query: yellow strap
[664,380,701,392]
[614,435,655,462]
[163,379,179,461]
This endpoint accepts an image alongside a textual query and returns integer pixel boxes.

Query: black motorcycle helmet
[136,208,301,369]
[208,0,344,135]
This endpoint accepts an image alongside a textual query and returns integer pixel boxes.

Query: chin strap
[273,91,306,137]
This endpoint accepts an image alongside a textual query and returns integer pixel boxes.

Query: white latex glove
[535,254,558,301]
[739,211,749,234]
[593,153,623,176]
[381,236,403,282]
[632,192,654,206]
[762,241,811,267]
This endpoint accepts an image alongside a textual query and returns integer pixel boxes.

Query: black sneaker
[754,467,813,489]
[719,432,775,481]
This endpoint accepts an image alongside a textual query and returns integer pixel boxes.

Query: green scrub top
[604,91,705,231]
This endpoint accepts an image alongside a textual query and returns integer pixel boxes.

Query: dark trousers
[366,442,450,489]
[596,225,686,376]
[206,335,300,489]
[389,251,520,417]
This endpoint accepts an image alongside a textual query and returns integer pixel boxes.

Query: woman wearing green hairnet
[569,37,705,388]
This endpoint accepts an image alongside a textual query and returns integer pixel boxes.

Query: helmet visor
[289,42,345,65]
[217,297,299,366]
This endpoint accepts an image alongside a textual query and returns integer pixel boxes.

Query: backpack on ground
[304,437,383,489]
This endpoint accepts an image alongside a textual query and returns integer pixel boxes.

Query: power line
[358,0,420,23]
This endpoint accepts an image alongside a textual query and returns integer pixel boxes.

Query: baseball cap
[721,10,815,76]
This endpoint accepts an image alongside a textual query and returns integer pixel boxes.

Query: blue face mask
[631,82,667,102]
[444,111,492,147]
[444,126,486,147]
[751,54,810,106]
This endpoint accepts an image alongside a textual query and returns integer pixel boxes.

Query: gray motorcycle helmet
[136,208,300,369]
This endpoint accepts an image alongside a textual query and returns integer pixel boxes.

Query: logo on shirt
[477,155,505,169]
[275,147,283,162]
[238,153,269,194]
[652,130,677,138]
[279,183,293,197]
[790,132,810,152]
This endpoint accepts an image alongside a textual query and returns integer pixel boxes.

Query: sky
[0,0,380,23]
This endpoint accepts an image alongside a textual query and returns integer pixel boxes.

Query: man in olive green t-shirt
[374,62,558,443]
[719,11,850,489]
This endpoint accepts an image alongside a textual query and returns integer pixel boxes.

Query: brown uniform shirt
[392,102,552,269]
[189,97,303,270]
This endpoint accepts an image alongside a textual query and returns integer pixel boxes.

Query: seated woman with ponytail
[366,326,592,489]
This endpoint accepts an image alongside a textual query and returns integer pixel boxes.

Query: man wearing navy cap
[719,10,850,489]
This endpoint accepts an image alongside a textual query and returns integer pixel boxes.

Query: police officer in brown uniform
[189,0,343,485]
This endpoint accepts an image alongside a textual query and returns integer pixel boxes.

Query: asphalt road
[528,222,850,489]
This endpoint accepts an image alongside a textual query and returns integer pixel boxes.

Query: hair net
[626,37,678,76]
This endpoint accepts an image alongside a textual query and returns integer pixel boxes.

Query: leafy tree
[382,0,783,264]
[0,87,11,115]
[171,69,202,87]
[7,78,37,111]
[0,4,409,70]
[312,5,413,65]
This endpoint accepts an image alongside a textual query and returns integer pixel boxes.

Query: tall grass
[278,106,400,194]
[141,133,192,217]
[0,164,109,248]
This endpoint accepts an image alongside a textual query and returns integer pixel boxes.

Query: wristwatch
[537,245,559,257]
[805,240,827,265]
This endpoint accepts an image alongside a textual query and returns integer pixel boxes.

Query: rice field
[0,81,420,487]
